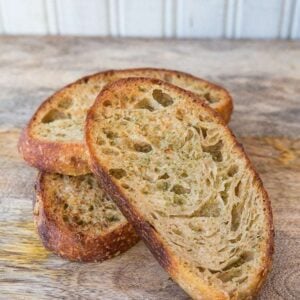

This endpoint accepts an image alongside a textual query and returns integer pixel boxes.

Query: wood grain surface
[0,37,299,300]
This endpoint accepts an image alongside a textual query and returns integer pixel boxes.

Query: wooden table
[0,37,299,299]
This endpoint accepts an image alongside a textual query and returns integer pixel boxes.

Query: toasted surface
[18,68,232,175]
[86,78,273,299]
[34,172,139,262]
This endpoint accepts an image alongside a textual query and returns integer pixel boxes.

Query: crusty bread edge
[33,172,140,262]
[19,127,90,175]
[85,77,273,299]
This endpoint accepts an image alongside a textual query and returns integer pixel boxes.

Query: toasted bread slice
[34,172,139,262]
[19,68,232,175]
[85,78,273,299]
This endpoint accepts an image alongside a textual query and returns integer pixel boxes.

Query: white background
[0,0,299,39]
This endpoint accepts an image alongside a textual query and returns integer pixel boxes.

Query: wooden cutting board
[0,37,299,300]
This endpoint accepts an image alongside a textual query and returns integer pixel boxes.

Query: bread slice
[34,172,139,262]
[18,68,232,175]
[85,78,274,299]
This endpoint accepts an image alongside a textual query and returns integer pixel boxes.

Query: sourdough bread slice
[85,78,273,299]
[18,68,232,175]
[34,172,139,262]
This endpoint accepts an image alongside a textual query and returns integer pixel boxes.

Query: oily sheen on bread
[34,172,139,262]
[18,68,232,175]
[85,78,273,299]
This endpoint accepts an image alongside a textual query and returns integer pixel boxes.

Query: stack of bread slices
[19,68,274,300]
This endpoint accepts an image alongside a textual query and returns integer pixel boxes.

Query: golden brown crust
[85,77,273,299]
[33,172,139,262]
[19,68,233,175]
[19,128,90,175]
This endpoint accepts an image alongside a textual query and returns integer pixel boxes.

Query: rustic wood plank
[0,37,299,299]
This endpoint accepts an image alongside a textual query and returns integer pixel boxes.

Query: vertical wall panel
[119,0,164,37]
[108,0,119,36]
[279,0,293,38]
[177,0,226,38]
[1,0,47,34]
[56,0,109,36]
[0,1,4,33]
[164,0,175,37]
[291,0,300,38]
[238,0,283,38]
[225,0,235,38]
[45,0,58,34]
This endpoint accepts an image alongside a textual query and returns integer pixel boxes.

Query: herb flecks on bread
[34,172,139,262]
[19,68,232,175]
[86,78,273,299]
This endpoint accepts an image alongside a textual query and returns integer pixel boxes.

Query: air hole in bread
[86,176,94,188]
[192,126,200,135]
[72,215,83,226]
[200,127,208,138]
[96,137,106,146]
[105,215,120,222]
[109,168,127,179]
[203,141,223,162]
[103,129,118,139]
[152,89,174,107]
[171,184,190,195]
[163,74,172,82]
[235,181,241,197]
[199,199,220,217]
[203,92,217,104]
[228,165,238,177]
[229,233,242,243]
[220,191,228,205]
[156,181,169,191]
[141,184,151,194]
[93,84,101,90]
[180,171,188,178]
[231,204,242,231]
[158,172,169,180]
[189,222,202,232]
[103,100,112,107]
[241,251,254,263]
[203,92,211,102]
[155,210,167,217]
[173,195,186,205]
[237,276,248,284]
[134,141,152,153]
[197,266,205,272]
[176,109,184,121]
[121,183,130,189]
[220,182,230,204]
[138,86,147,92]
[218,268,243,282]
[185,129,194,142]
[58,98,72,109]
[223,251,254,272]
[102,147,119,156]
[154,167,160,173]
[134,98,155,111]
[172,227,183,236]
[151,212,158,220]
[206,178,211,186]
[41,109,70,123]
